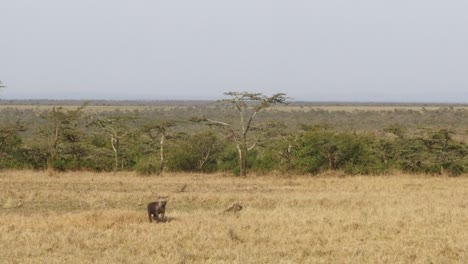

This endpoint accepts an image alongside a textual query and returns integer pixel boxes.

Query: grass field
[1,104,467,113]
[0,171,467,263]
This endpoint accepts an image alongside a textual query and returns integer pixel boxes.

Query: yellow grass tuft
[0,170,467,263]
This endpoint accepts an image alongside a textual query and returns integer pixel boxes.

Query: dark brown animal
[147,197,168,223]
[224,202,242,213]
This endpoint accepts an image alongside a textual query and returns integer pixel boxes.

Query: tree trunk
[113,150,118,171]
[111,135,119,171]
[47,119,60,171]
[286,144,292,172]
[160,134,165,173]
[238,144,248,176]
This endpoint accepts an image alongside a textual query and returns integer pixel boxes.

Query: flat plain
[1,104,467,112]
[0,171,467,263]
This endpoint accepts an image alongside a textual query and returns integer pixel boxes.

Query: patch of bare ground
[0,170,467,263]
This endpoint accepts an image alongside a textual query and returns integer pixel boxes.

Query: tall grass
[0,171,466,263]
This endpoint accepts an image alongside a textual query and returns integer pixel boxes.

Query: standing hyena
[147,197,168,223]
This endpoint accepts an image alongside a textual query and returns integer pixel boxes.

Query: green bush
[167,149,198,172]
[135,156,161,175]
[217,147,239,173]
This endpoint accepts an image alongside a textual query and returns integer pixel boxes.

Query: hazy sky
[1,0,467,102]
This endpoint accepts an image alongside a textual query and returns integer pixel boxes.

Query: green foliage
[167,149,198,172]
[0,101,466,176]
[446,163,464,177]
[293,129,331,174]
[135,156,161,175]
[206,92,289,176]
[188,131,224,172]
[396,129,466,176]
[252,150,278,174]
[165,131,225,173]
[91,135,108,148]
[293,128,393,175]
[17,145,48,169]
[217,146,240,175]
[384,123,406,139]
[0,122,28,169]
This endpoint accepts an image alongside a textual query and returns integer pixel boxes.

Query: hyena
[224,202,242,213]
[147,197,168,223]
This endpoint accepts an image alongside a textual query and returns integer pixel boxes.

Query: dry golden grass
[0,171,467,263]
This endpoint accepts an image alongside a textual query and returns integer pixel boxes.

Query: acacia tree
[92,115,137,171]
[141,121,178,173]
[201,92,288,176]
[40,104,87,171]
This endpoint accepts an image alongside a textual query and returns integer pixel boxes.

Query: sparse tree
[39,104,87,171]
[200,92,288,176]
[91,115,137,171]
[141,121,178,173]
[190,131,224,171]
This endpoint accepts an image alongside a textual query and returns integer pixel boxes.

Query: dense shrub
[0,106,466,176]
[135,156,161,175]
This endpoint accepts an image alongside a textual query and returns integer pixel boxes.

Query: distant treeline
[1,99,467,107]
[0,103,466,176]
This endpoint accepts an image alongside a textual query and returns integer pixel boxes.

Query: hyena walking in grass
[147,197,168,223]
[224,202,242,214]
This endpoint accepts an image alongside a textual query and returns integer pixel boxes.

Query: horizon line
[0,98,467,105]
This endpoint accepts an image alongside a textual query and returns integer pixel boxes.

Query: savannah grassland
[0,171,467,264]
[1,103,468,113]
